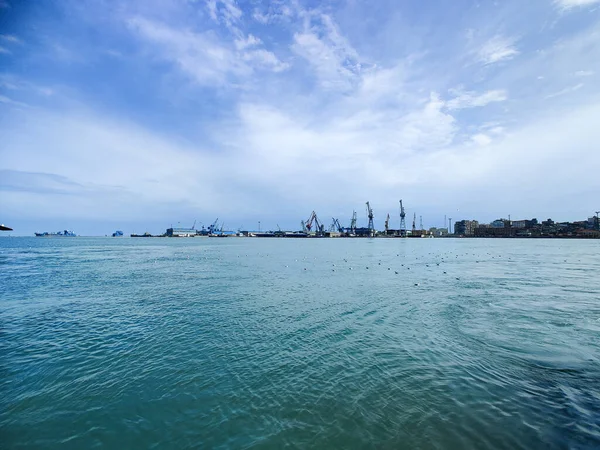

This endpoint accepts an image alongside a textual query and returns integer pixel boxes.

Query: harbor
[116,201,599,240]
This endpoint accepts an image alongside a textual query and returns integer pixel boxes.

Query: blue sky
[1,0,599,235]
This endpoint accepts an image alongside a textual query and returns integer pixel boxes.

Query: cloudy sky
[1,0,599,235]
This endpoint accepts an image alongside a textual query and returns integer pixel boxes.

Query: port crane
[399,200,406,236]
[350,211,357,234]
[331,218,343,233]
[305,211,324,235]
[384,214,390,233]
[412,213,417,233]
[366,202,374,235]
[208,218,219,234]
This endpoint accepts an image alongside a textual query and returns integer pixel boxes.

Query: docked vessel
[34,230,76,237]
[112,230,124,237]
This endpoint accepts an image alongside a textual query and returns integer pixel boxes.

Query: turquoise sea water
[1,237,599,449]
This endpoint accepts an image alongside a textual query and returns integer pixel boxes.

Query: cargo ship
[35,230,76,237]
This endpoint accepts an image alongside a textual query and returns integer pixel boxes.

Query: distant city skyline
[1,0,600,235]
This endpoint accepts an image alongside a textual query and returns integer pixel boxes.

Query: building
[474,226,517,237]
[429,227,448,237]
[454,220,479,236]
[490,219,508,228]
[166,227,196,237]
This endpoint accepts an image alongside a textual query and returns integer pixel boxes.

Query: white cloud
[478,36,519,65]
[0,75,54,96]
[243,49,289,72]
[446,89,508,110]
[0,94,29,107]
[0,46,10,54]
[574,70,594,76]
[544,83,584,99]
[127,17,287,85]
[234,34,261,50]
[206,0,242,30]
[292,13,361,90]
[471,133,492,146]
[1,34,21,43]
[128,17,246,85]
[554,0,600,9]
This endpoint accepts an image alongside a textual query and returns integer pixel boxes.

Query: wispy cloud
[554,0,600,10]
[446,89,508,110]
[206,0,243,32]
[477,36,519,65]
[234,34,261,50]
[1,34,21,44]
[574,70,594,76]
[0,46,10,54]
[0,94,29,107]
[127,16,287,86]
[292,13,362,90]
[544,83,584,99]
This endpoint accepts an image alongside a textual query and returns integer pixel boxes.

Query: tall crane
[366,202,374,235]
[331,218,343,233]
[419,216,423,231]
[384,214,390,233]
[208,218,219,234]
[399,200,406,236]
[350,211,357,234]
[305,211,324,235]
[595,211,600,230]
[412,213,416,233]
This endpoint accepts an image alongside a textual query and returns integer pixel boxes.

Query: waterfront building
[454,220,479,236]
[166,227,196,237]
[429,227,449,237]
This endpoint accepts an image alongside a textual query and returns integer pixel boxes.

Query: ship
[0,224,13,231]
[131,232,154,237]
[112,230,124,237]
[34,230,76,237]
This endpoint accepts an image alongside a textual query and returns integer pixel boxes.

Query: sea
[1,236,599,449]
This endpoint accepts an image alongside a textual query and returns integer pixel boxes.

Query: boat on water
[112,230,124,237]
[0,224,13,231]
[34,230,76,237]
[131,232,154,237]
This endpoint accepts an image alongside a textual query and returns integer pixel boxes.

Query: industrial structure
[137,203,599,239]
[399,200,407,237]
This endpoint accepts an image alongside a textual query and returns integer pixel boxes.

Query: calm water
[1,237,599,449]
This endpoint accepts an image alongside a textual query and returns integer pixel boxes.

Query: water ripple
[1,237,599,448]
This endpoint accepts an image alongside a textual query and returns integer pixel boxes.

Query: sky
[1,0,599,235]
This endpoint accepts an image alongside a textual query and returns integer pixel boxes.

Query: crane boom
[350,211,357,233]
[399,200,407,236]
[366,202,374,235]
